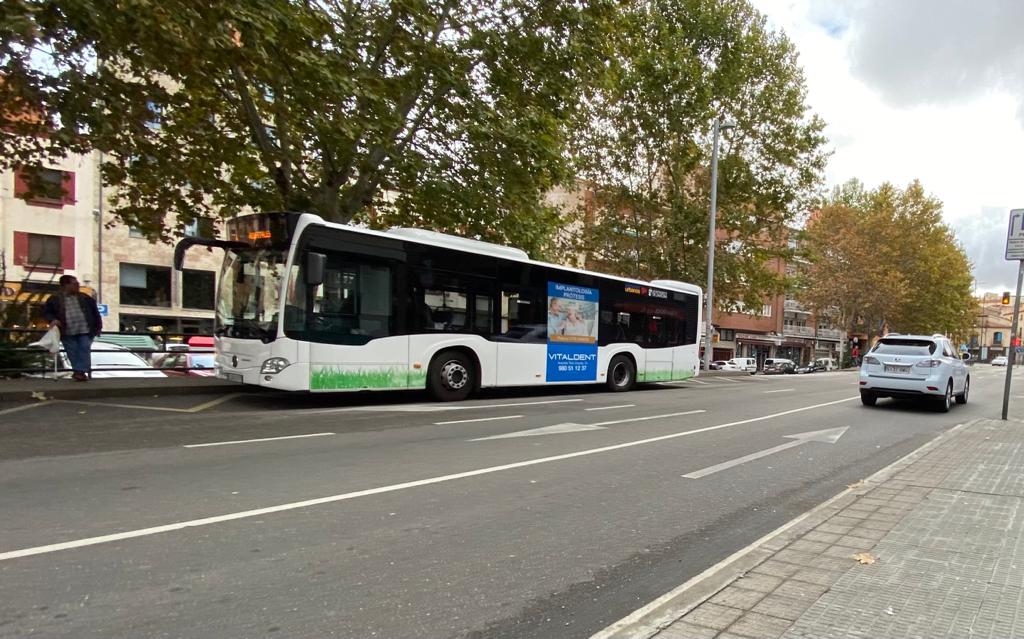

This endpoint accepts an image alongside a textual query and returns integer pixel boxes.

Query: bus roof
[282,213,702,297]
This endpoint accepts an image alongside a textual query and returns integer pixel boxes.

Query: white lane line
[688,380,711,385]
[763,388,795,394]
[719,377,742,383]
[0,401,52,416]
[314,398,584,414]
[585,404,636,412]
[0,396,856,562]
[434,415,523,426]
[56,399,193,413]
[184,432,335,448]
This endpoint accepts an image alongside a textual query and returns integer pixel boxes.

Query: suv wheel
[937,381,953,413]
[860,391,877,407]
[956,377,969,405]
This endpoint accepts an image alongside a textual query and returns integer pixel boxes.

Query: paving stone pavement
[650,418,1024,639]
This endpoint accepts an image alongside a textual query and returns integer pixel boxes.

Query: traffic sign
[97,304,109,317]
[1006,209,1024,260]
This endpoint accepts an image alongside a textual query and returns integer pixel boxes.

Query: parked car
[155,352,217,377]
[859,334,970,412]
[722,357,757,373]
[795,361,826,374]
[709,360,729,370]
[764,358,796,374]
[48,342,167,379]
[813,357,837,371]
[992,356,1008,366]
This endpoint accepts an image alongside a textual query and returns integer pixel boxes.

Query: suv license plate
[884,365,908,374]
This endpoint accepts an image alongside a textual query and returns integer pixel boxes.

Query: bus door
[644,306,674,382]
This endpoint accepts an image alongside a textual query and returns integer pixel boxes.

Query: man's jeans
[62,334,93,374]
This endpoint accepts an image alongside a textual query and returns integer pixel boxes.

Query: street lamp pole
[703,118,732,373]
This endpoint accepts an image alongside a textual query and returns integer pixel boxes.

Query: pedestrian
[43,275,103,381]
[851,344,860,367]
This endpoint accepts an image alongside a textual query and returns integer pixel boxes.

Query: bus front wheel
[428,350,475,402]
[606,355,636,392]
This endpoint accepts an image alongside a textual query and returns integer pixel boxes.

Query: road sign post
[1001,209,1024,420]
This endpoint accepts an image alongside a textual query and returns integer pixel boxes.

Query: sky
[750,0,1024,293]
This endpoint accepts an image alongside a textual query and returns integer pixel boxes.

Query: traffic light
[1002,292,1011,305]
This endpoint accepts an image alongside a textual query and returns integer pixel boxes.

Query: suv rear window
[871,339,937,356]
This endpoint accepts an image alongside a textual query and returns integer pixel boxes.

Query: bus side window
[498,290,545,343]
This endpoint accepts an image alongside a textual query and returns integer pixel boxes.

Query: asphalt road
[0,366,1019,638]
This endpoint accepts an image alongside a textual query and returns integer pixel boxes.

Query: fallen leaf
[852,552,877,565]
[884,606,895,615]
[31,391,48,401]
[847,480,865,489]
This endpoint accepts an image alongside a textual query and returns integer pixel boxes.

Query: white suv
[859,334,970,412]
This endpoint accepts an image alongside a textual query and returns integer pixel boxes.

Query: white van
[814,357,837,371]
[722,357,757,373]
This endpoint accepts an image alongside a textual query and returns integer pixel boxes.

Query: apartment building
[0,152,98,327]
[1,147,223,336]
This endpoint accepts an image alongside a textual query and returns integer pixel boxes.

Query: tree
[1,0,613,254]
[801,179,974,343]
[565,0,827,309]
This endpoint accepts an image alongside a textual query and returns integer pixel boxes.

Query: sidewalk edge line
[591,417,983,639]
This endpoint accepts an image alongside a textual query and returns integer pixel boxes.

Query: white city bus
[175,212,703,400]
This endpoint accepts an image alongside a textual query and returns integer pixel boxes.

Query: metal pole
[96,150,104,304]
[702,120,722,373]
[1001,260,1023,420]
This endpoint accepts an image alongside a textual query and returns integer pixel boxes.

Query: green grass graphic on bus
[638,369,694,382]
[310,367,428,390]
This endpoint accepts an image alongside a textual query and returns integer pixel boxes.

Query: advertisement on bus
[546,281,599,381]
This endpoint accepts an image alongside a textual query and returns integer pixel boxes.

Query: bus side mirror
[306,252,326,286]
[961,353,971,361]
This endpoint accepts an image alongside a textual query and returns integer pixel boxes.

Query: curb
[0,382,250,403]
[592,417,983,639]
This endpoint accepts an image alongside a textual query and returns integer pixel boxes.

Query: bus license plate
[222,372,243,382]
[884,365,908,374]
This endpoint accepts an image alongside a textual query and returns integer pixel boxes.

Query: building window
[994,332,1003,343]
[14,166,75,206]
[27,234,62,267]
[719,328,735,341]
[184,218,216,239]
[182,269,216,310]
[120,263,172,307]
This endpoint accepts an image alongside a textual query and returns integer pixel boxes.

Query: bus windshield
[217,248,288,340]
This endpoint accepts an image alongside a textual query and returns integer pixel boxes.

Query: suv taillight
[914,359,942,368]
[863,356,880,365]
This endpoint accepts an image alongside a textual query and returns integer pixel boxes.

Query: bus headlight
[261,357,291,374]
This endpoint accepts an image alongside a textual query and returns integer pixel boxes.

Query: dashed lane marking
[184,432,335,448]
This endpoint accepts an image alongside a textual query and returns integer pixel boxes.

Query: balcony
[783,325,815,338]
[784,299,810,314]
[817,328,843,341]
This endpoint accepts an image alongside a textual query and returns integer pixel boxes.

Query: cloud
[952,207,1019,293]
[845,0,1024,125]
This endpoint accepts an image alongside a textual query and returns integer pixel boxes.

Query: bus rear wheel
[428,350,475,402]
[606,355,636,392]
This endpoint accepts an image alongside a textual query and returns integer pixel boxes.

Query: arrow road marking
[470,422,608,440]
[681,426,849,479]
[470,409,706,441]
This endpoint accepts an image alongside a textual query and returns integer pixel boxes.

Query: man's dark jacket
[43,293,103,337]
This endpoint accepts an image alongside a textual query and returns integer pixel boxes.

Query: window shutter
[62,171,76,204]
[61,236,75,270]
[13,232,28,265]
[13,168,28,199]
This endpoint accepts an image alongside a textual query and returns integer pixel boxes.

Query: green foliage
[801,179,975,342]
[1,0,615,255]
[566,0,827,307]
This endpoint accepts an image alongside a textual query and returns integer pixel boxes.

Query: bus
[174,212,703,401]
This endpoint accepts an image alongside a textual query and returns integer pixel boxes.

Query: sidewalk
[602,417,1024,638]
[0,376,248,402]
